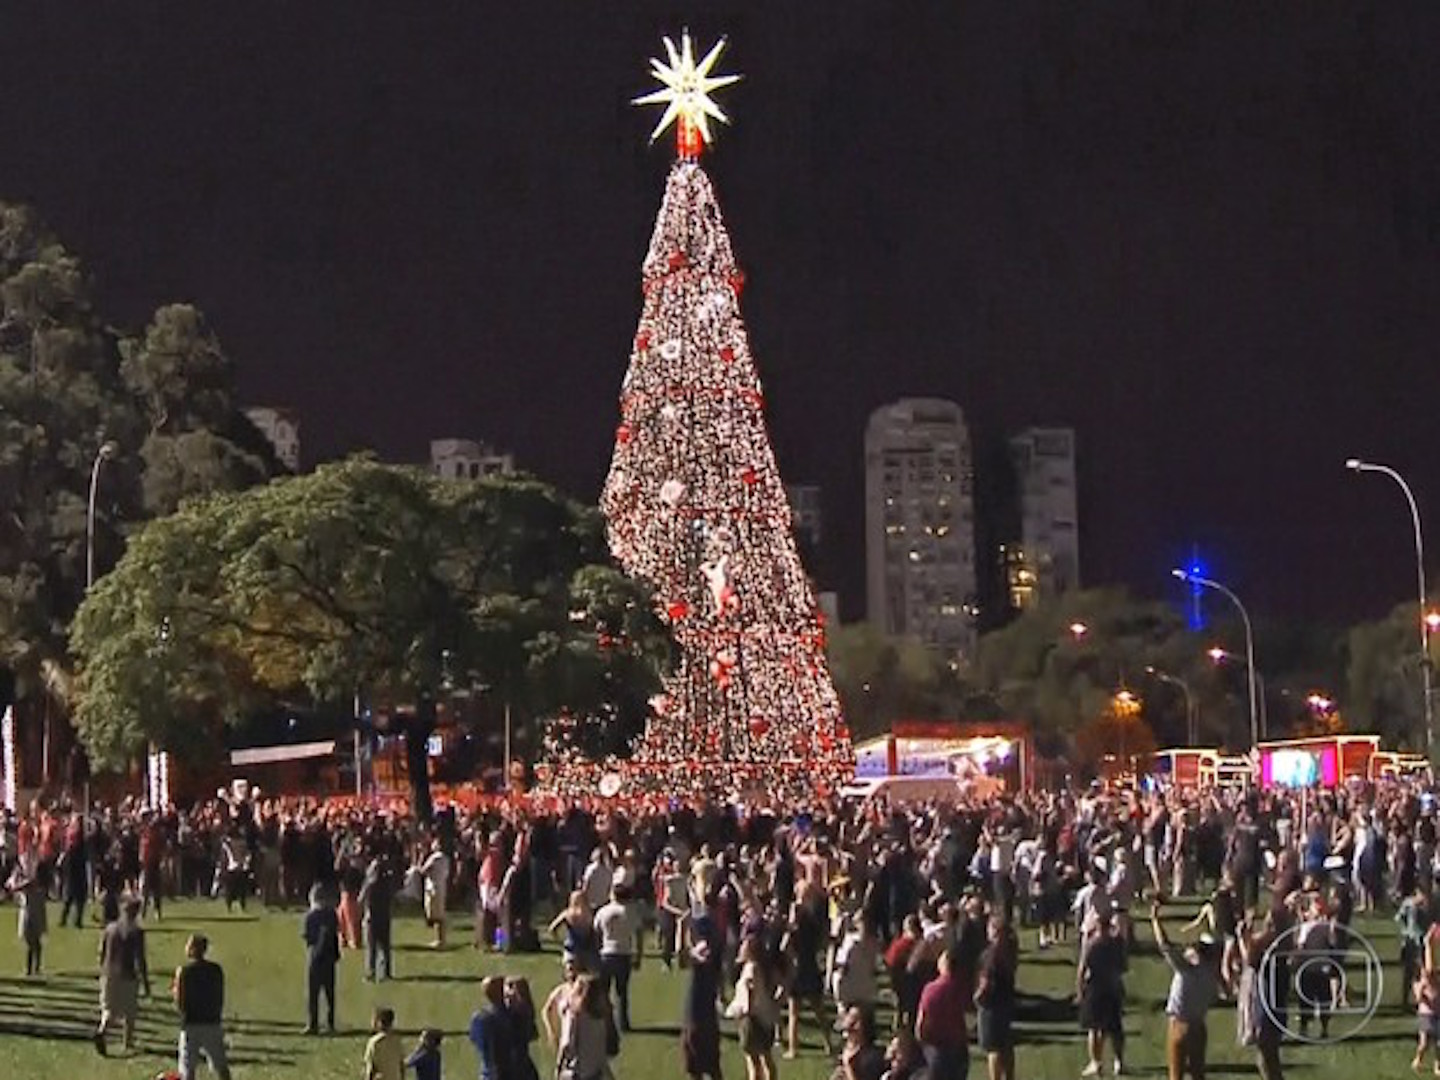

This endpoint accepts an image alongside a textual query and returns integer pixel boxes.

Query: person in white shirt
[418,841,450,949]
[727,936,782,1080]
[831,912,880,1013]
[989,828,1018,924]
[581,848,614,912]
[654,852,689,969]
[595,885,639,1032]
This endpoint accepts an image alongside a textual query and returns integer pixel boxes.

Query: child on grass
[406,1028,443,1080]
[365,1007,405,1080]
[1414,966,1440,1076]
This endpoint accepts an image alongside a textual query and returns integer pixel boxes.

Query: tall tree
[120,303,277,516]
[71,458,665,816]
[0,204,140,706]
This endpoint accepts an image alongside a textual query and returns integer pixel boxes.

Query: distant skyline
[3,5,1439,624]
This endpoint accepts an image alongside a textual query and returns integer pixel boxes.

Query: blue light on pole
[1185,545,1206,632]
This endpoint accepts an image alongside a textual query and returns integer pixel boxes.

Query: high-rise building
[786,483,823,550]
[1006,427,1080,609]
[244,406,300,472]
[865,399,977,659]
[430,439,514,480]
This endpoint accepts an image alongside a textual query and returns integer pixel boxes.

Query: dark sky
[4,3,1440,626]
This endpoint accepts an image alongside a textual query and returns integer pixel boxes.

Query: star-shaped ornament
[633,31,741,158]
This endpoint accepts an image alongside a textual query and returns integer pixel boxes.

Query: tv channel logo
[1259,922,1383,1045]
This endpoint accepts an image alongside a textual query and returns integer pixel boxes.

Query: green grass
[0,897,1426,1079]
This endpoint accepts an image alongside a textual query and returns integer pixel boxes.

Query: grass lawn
[0,896,1425,1079]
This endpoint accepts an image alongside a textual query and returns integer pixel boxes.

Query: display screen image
[1261,746,1338,788]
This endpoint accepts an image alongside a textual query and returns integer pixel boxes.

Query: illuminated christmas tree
[592,33,853,795]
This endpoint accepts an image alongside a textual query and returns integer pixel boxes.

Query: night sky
[4,4,1440,626]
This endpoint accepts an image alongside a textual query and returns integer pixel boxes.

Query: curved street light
[86,440,118,590]
[1145,665,1198,746]
[1174,568,1259,748]
[1345,458,1432,763]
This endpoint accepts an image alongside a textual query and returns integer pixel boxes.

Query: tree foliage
[0,202,276,712]
[70,460,666,799]
[1344,599,1430,750]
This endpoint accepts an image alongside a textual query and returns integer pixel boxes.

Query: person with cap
[94,895,150,1056]
[1152,898,1220,1080]
[301,883,341,1034]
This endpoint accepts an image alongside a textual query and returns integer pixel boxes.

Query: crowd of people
[4,773,1440,1080]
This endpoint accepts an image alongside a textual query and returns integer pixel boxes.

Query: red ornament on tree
[748,716,770,738]
[666,600,689,621]
[729,269,746,296]
[668,250,688,271]
[719,345,735,364]
[741,467,758,485]
[635,331,650,352]
[616,423,633,445]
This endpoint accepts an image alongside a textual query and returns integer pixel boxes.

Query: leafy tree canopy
[70,458,666,772]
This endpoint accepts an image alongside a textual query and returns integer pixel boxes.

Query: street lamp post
[1145,665,1198,745]
[1207,648,1267,743]
[1174,568,1259,748]
[1345,458,1433,763]
[86,441,118,590]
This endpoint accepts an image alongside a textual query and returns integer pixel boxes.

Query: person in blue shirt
[301,885,341,1034]
[468,976,515,1080]
[406,1028,443,1080]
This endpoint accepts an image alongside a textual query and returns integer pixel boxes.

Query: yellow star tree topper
[633,31,741,158]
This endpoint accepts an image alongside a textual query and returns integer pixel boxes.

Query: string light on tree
[1,706,14,812]
[540,33,853,798]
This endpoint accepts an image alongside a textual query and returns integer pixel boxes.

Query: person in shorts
[95,897,149,1055]
[173,933,230,1080]
[1076,912,1126,1078]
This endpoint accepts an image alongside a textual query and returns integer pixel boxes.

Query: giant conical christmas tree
[596,33,853,795]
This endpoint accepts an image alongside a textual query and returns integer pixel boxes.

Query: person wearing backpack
[301,884,341,1034]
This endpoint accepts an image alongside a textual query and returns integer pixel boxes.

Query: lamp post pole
[1346,458,1433,764]
[1175,569,1259,749]
[1146,666,1198,745]
[75,440,117,791]
[86,441,118,590]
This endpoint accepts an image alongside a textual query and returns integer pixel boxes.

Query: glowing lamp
[1068,621,1089,639]
[1426,611,1440,633]
[1207,647,1227,663]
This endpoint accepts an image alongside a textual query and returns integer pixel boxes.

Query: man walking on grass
[94,896,150,1056]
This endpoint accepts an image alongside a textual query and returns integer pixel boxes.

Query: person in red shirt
[915,947,970,1079]
[884,914,923,1031]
